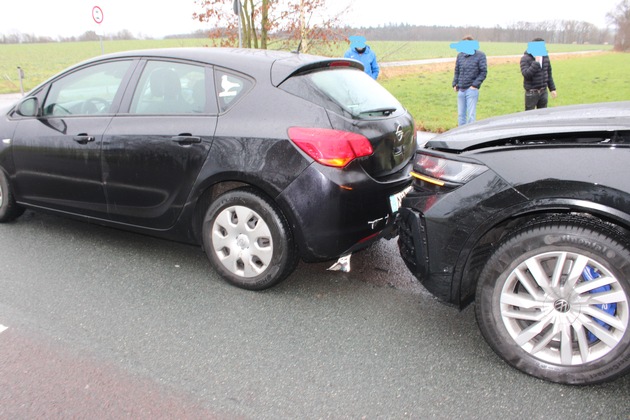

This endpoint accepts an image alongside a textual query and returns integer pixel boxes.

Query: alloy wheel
[499,251,629,366]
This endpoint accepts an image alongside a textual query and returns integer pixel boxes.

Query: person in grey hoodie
[452,35,487,126]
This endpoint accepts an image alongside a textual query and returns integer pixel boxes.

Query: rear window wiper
[359,107,397,116]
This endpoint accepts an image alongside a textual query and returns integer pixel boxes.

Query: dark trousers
[525,88,548,110]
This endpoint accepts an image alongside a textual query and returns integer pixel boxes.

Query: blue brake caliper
[583,265,617,343]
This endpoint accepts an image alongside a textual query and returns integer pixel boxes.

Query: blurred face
[355,47,366,54]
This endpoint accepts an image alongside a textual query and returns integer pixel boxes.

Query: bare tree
[607,0,630,51]
[193,0,348,52]
[275,0,348,53]
[194,0,252,47]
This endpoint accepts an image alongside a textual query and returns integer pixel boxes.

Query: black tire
[475,218,630,385]
[201,188,298,290]
[0,170,25,223]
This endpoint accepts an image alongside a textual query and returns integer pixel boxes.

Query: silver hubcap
[500,251,629,366]
[211,205,273,278]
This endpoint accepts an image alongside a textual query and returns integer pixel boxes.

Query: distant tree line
[2,10,629,51]
[356,21,613,45]
[0,29,148,44]
[354,1,630,51]
[0,22,611,45]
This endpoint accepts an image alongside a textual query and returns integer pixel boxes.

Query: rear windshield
[279,68,404,118]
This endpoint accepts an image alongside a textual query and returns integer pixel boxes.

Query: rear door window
[130,60,212,114]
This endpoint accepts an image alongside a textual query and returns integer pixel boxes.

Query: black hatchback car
[398,101,630,385]
[0,48,416,290]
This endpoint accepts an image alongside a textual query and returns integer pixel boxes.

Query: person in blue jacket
[344,35,380,80]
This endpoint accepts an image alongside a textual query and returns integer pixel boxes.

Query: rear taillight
[288,127,373,168]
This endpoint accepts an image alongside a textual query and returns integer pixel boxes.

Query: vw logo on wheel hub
[554,299,571,313]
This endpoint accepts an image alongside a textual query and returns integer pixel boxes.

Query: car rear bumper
[278,163,413,262]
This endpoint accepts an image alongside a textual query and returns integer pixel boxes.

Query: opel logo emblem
[554,299,571,313]
[395,124,404,143]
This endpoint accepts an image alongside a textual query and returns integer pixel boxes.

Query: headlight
[411,152,488,187]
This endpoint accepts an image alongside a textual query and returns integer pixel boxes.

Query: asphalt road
[1,94,629,418]
[1,211,630,419]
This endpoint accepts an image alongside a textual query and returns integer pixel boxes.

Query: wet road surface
[1,211,629,418]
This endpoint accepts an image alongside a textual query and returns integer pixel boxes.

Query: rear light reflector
[288,127,373,168]
[358,231,381,243]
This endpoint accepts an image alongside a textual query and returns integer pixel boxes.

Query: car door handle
[171,135,202,145]
[73,134,96,144]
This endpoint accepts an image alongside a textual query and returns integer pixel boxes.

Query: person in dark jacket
[520,38,557,110]
[452,36,487,126]
[344,35,380,80]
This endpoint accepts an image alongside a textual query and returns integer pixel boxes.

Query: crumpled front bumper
[398,207,455,303]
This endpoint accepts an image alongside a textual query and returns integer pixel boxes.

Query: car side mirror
[15,97,42,117]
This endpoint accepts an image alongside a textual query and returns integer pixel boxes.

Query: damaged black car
[0,48,416,290]
[398,101,630,385]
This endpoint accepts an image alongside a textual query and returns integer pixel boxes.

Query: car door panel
[10,59,135,218]
[12,116,111,217]
[102,60,216,230]
[102,117,215,229]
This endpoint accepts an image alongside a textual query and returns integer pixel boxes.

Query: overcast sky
[0,0,621,39]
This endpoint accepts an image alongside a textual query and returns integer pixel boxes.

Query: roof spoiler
[271,57,363,86]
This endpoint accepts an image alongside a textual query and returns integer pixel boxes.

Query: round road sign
[92,6,104,24]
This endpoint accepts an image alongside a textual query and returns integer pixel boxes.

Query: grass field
[380,51,630,132]
[0,39,216,94]
[0,40,625,132]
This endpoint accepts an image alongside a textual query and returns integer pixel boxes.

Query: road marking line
[0,324,8,334]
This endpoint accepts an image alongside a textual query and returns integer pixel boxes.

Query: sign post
[92,5,104,54]
[233,0,242,48]
[17,67,24,96]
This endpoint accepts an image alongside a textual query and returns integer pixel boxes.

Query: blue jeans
[457,88,479,126]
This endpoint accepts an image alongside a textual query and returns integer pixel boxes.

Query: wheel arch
[455,200,630,308]
[192,180,252,243]
[190,179,300,252]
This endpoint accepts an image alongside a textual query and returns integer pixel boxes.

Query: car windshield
[280,68,403,118]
